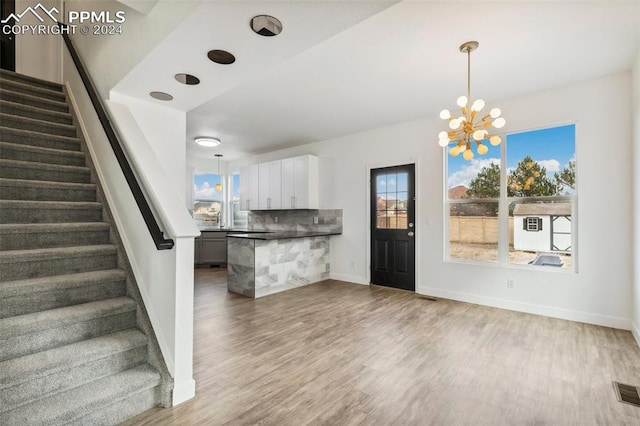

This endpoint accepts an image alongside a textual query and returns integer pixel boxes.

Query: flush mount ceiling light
[215,154,223,192]
[195,137,221,147]
[438,41,505,161]
[149,91,173,101]
[250,15,283,37]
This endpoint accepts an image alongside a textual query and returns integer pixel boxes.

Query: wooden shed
[513,203,571,252]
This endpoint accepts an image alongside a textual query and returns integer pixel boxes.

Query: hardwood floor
[123,268,640,425]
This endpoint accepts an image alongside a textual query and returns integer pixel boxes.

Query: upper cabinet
[258,160,282,210]
[240,164,260,211]
[240,155,318,211]
[282,155,318,209]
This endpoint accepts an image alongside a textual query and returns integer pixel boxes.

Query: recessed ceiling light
[250,15,283,37]
[150,91,173,101]
[195,137,221,147]
[175,73,200,85]
[207,50,236,65]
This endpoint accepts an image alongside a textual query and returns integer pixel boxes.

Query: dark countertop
[198,228,257,233]
[227,231,341,240]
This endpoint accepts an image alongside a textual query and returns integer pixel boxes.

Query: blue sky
[447,124,575,188]
[193,173,222,201]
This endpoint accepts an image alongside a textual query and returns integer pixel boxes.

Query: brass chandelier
[438,41,505,160]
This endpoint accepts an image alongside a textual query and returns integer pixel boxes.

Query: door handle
[408,231,415,237]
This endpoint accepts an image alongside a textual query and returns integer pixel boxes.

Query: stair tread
[0,329,148,389]
[0,69,64,91]
[0,269,126,298]
[0,112,76,132]
[0,222,109,234]
[0,141,84,159]
[0,178,95,190]
[0,79,66,99]
[0,127,79,145]
[2,364,160,424]
[0,199,101,209]
[0,158,90,173]
[0,244,116,264]
[0,100,72,122]
[0,297,136,340]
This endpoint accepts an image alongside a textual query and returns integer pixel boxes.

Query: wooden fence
[450,216,514,244]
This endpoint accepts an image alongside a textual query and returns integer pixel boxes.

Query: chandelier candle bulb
[437,40,505,161]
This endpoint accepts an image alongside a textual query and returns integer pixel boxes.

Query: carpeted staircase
[0,69,169,425]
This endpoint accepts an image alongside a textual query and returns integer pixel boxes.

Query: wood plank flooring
[123,268,640,425]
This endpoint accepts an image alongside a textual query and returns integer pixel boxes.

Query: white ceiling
[113,0,640,161]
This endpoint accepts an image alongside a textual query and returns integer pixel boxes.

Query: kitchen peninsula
[226,209,342,298]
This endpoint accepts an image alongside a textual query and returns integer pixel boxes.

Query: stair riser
[0,165,91,184]
[0,104,73,126]
[0,252,116,281]
[0,346,148,414]
[0,71,63,91]
[0,281,126,319]
[0,90,68,113]
[1,311,137,362]
[68,386,161,426]
[0,128,80,151]
[0,146,85,167]
[0,81,66,102]
[0,206,102,224]
[0,184,96,202]
[1,116,77,138]
[0,229,109,250]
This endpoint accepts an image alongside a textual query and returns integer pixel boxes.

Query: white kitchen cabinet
[258,160,282,210]
[281,155,318,209]
[240,164,260,211]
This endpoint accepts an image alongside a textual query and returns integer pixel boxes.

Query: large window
[446,124,576,270]
[193,173,223,225]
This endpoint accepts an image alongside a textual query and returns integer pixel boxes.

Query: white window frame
[444,122,578,272]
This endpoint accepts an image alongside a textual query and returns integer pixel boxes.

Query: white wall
[230,72,634,330]
[632,48,640,344]
[15,0,62,82]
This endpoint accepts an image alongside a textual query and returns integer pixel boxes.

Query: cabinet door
[249,164,260,210]
[281,158,294,209]
[201,233,226,264]
[258,162,270,210]
[293,156,309,208]
[194,237,202,264]
[268,160,282,209]
[239,166,250,211]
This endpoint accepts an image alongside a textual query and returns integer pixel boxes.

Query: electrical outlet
[274,216,279,223]
[507,279,515,289]
[350,260,356,269]
[313,216,319,224]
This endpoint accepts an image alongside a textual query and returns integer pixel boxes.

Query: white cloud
[538,159,561,173]
[448,157,500,188]
[195,181,216,199]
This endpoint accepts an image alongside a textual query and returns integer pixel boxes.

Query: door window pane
[376,172,409,229]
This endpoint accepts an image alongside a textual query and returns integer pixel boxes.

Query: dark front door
[1,0,16,71]
[370,164,415,291]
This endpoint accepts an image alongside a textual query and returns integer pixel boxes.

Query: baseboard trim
[632,321,640,347]
[419,286,631,330]
[172,378,196,406]
[330,273,368,285]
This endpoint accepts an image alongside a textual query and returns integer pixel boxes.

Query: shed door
[551,215,571,252]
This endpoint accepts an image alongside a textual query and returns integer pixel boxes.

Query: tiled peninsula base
[227,236,330,298]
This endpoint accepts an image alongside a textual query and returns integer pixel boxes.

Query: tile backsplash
[248,209,342,233]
